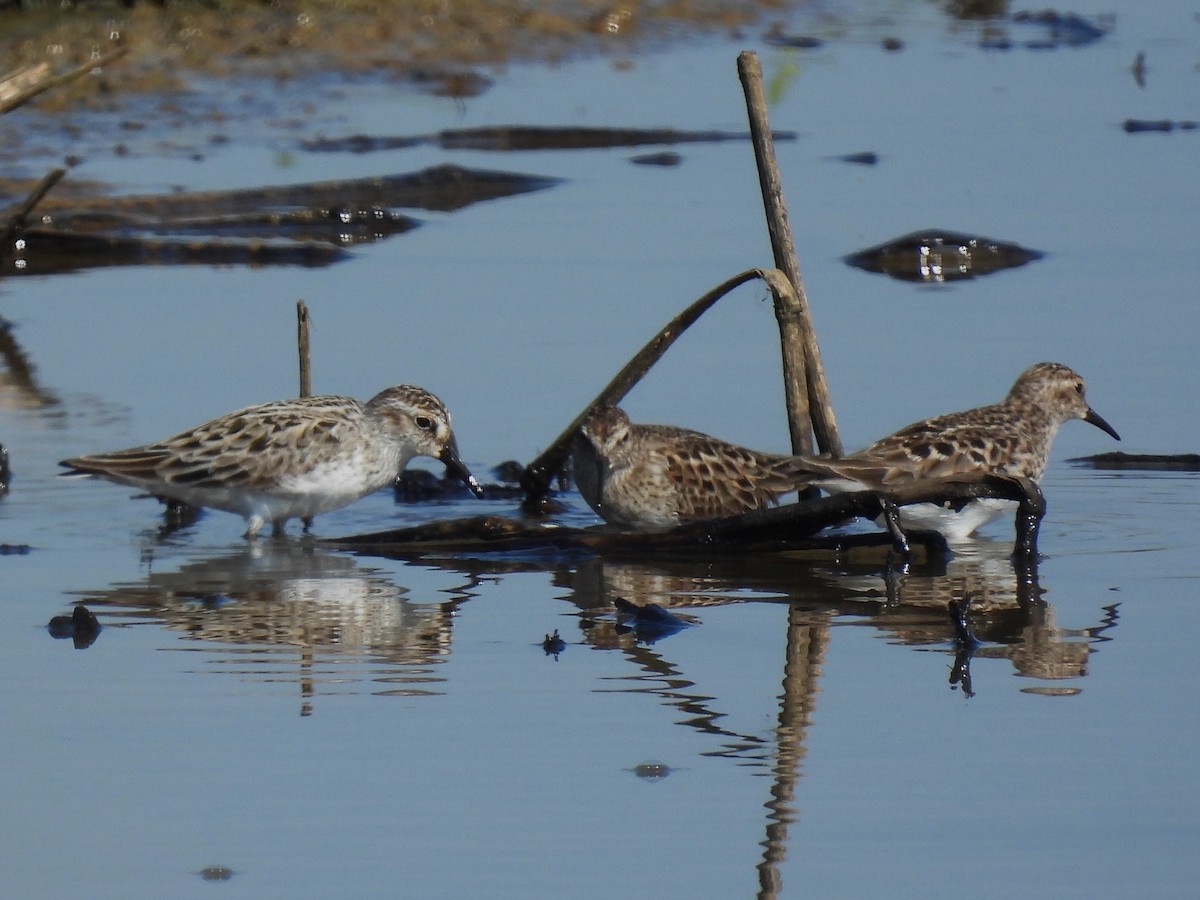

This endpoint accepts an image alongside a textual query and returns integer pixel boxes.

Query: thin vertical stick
[737,51,842,457]
[296,299,314,531]
[296,299,311,398]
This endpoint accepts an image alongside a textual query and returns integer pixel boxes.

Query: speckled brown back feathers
[796,362,1119,489]
[62,394,379,491]
[573,406,810,528]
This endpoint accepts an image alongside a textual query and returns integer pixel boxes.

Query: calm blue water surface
[2,2,1198,897]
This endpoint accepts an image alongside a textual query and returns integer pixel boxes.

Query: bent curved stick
[520,267,801,507]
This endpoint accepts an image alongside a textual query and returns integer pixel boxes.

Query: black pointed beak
[438,439,484,498]
[1084,408,1121,442]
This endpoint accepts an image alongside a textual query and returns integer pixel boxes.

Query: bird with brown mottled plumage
[572,363,1119,541]
[572,405,811,529]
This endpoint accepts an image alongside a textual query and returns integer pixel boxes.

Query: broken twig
[297,300,312,398]
[0,167,66,252]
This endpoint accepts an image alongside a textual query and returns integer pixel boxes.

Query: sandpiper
[61,385,483,537]
[792,362,1120,540]
[572,405,809,528]
[571,363,1119,540]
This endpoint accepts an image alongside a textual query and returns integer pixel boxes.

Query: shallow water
[2,3,1199,898]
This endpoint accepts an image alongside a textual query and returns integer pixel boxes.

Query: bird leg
[1010,476,1046,561]
[879,497,911,557]
[948,593,979,698]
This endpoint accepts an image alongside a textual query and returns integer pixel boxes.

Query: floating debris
[1122,119,1198,134]
[301,126,795,154]
[763,26,824,50]
[1131,51,1146,88]
[0,443,8,494]
[632,761,673,781]
[844,229,1043,282]
[833,151,878,166]
[630,151,682,167]
[47,605,101,649]
[1068,452,1200,471]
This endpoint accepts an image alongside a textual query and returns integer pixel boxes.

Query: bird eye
[1075,382,1084,395]
[415,415,433,430]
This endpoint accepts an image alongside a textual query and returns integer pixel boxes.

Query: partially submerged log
[327,474,1042,561]
[4,229,347,275]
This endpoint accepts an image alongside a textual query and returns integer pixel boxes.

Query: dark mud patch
[301,125,795,155]
[1,163,559,276]
[1122,119,1199,134]
[0,1,780,111]
[1069,452,1200,472]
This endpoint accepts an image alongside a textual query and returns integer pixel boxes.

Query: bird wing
[61,401,364,491]
[660,432,807,519]
[800,414,1021,487]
